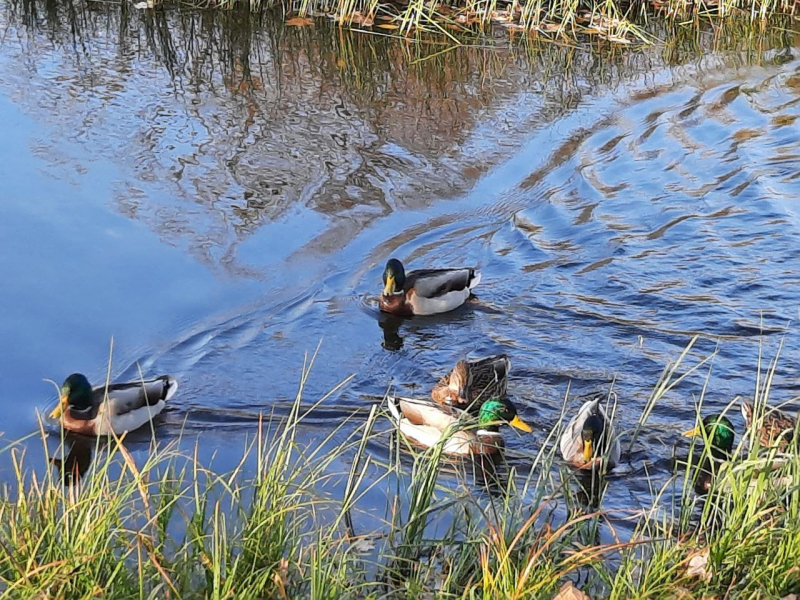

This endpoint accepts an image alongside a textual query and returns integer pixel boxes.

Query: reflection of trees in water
[3,0,798,273]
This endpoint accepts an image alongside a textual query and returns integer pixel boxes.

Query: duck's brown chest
[379,293,413,316]
[61,411,99,436]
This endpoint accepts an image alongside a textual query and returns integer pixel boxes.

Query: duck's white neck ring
[69,405,95,421]
[477,428,501,438]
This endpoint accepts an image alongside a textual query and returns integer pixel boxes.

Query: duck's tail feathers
[741,401,754,425]
[491,354,511,379]
[163,377,179,402]
[386,395,402,424]
[469,270,482,290]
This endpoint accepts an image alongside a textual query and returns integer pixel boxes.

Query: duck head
[382,258,406,295]
[51,373,93,419]
[683,414,735,459]
[478,398,532,433]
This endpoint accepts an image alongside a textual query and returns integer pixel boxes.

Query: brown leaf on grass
[376,23,399,29]
[685,548,712,582]
[553,582,590,600]
[780,595,797,600]
[538,22,562,32]
[286,17,313,26]
[347,11,374,26]
[491,10,513,21]
[590,14,626,29]
[273,558,290,600]
[456,12,482,24]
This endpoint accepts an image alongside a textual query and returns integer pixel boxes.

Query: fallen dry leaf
[553,581,590,600]
[376,23,399,29]
[286,16,314,26]
[346,11,374,26]
[686,548,712,583]
[604,34,632,44]
[781,596,797,600]
[491,10,513,21]
[455,12,480,24]
[538,22,562,32]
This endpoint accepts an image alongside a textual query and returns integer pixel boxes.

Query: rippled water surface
[1,2,800,533]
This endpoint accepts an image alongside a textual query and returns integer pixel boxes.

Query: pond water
[1,0,800,539]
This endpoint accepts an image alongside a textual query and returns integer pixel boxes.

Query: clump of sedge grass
[0,340,798,598]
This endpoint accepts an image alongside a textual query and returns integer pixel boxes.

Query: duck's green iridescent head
[683,414,735,456]
[382,258,406,295]
[51,373,93,419]
[478,398,532,433]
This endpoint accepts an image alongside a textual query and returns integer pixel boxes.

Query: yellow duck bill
[383,274,396,295]
[510,415,532,433]
[50,395,68,419]
[682,426,702,438]
[583,439,593,462]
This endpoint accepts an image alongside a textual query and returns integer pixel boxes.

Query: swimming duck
[386,395,531,456]
[682,413,735,492]
[559,398,621,470]
[50,373,178,436]
[683,413,735,460]
[431,354,510,412]
[379,258,481,316]
[740,401,797,452]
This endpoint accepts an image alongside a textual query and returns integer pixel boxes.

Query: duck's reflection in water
[51,434,94,487]
[378,312,405,351]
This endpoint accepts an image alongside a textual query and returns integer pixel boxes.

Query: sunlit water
[1,2,799,541]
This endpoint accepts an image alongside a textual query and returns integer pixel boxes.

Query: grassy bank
[0,342,798,599]
[133,0,800,45]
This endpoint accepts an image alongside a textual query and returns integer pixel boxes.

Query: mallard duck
[683,413,735,460]
[559,398,621,470]
[741,401,797,451]
[379,258,481,316]
[386,395,531,456]
[431,354,510,412]
[683,413,789,493]
[50,373,178,436]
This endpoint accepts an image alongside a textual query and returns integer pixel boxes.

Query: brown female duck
[431,354,510,412]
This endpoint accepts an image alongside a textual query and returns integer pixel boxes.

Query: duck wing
[97,376,178,416]
[466,354,510,402]
[406,268,479,299]
[398,397,463,431]
[742,401,797,450]
[387,396,474,455]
